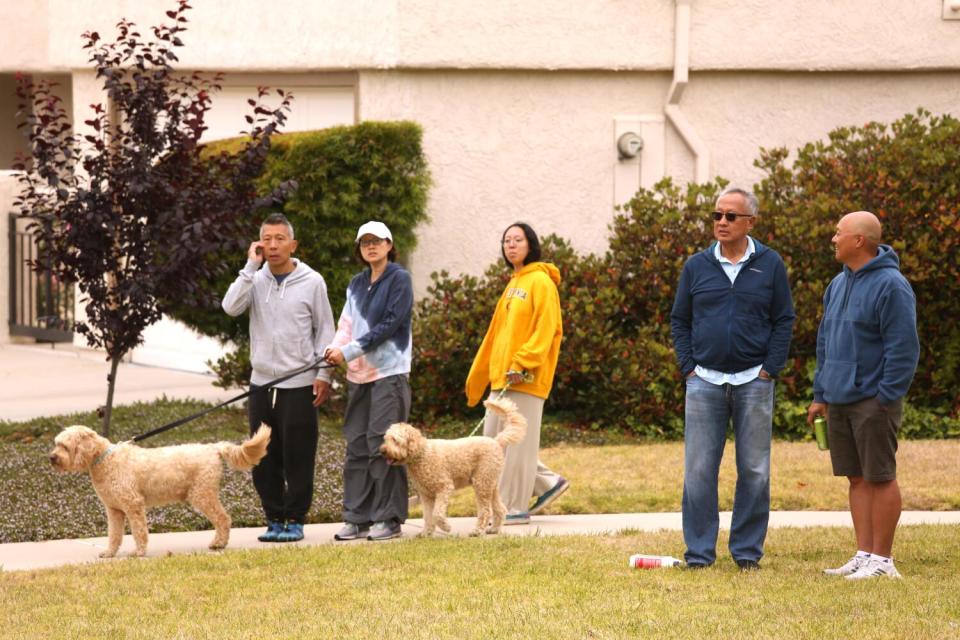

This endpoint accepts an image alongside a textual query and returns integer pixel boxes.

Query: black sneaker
[367,520,402,541]
[736,559,760,572]
[334,522,370,541]
[683,562,710,570]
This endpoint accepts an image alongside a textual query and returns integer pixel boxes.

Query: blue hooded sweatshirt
[813,244,919,406]
[671,238,795,378]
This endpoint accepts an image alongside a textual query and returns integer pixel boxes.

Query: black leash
[130,359,337,443]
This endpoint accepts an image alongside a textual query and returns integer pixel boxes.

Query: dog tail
[219,424,272,471]
[484,397,527,449]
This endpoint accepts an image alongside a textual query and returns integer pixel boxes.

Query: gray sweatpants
[341,374,410,525]
[482,389,562,513]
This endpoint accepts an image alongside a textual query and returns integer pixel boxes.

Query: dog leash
[465,371,534,437]
[466,386,510,437]
[129,359,337,443]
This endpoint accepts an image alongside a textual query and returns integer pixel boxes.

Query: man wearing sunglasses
[671,186,795,571]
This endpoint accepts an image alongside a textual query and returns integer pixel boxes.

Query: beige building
[2,0,959,369]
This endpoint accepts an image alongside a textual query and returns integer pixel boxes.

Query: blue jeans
[682,375,774,565]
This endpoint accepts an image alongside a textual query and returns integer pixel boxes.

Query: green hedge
[168,121,431,386]
[755,109,960,413]
[413,110,960,439]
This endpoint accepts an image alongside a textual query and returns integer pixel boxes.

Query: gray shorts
[827,397,902,482]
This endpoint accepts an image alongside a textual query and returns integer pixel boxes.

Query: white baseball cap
[355,220,393,242]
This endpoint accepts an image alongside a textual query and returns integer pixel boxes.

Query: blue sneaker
[504,511,530,525]
[529,477,570,515]
[276,522,304,542]
[257,520,285,542]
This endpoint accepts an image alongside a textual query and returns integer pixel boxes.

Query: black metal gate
[8,214,74,342]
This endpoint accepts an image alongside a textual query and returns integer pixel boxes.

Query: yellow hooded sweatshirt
[465,262,563,406]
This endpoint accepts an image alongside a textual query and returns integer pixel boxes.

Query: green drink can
[814,416,829,451]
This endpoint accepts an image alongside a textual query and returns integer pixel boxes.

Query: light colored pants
[483,389,562,513]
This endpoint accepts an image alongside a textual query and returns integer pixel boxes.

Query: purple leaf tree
[13,1,292,436]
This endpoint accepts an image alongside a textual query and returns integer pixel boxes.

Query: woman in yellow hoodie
[465,222,569,524]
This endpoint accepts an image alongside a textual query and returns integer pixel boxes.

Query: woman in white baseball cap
[324,220,414,542]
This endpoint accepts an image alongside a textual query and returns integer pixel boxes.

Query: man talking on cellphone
[222,212,336,543]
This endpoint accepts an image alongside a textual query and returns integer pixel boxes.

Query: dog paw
[209,542,227,550]
[98,550,117,559]
[437,521,452,533]
[130,550,147,558]
[468,529,486,537]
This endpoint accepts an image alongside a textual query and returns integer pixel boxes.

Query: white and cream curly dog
[380,397,526,537]
[48,424,271,557]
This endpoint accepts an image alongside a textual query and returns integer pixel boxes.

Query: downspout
[665,0,710,182]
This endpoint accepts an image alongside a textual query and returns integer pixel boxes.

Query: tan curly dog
[48,424,271,557]
[380,397,526,537]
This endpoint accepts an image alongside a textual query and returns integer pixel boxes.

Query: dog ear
[386,427,406,455]
[405,425,424,458]
[73,428,100,469]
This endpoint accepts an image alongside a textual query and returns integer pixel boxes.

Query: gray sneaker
[333,522,370,541]
[367,521,402,541]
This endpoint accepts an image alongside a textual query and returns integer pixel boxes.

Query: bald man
[808,211,919,580]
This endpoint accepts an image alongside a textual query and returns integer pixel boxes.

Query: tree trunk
[101,357,121,438]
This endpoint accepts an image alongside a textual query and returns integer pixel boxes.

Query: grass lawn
[2,400,959,638]
[2,526,959,639]
[417,438,960,518]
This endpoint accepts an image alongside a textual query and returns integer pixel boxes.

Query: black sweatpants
[248,385,319,524]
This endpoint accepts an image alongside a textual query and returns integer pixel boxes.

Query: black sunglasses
[712,211,753,222]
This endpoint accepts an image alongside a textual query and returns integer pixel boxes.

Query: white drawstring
[265,277,289,303]
[271,387,277,409]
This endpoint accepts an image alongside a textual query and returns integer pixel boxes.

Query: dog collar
[92,445,116,468]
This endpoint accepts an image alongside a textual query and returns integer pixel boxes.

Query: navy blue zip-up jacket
[813,244,919,406]
[671,238,795,379]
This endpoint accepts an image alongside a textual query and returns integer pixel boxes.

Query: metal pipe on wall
[665,0,710,183]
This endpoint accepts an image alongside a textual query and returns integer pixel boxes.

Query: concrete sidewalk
[0,343,233,422]
[4,511,960,572]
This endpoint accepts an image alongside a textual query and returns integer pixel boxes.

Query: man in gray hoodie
[222,212,336,543]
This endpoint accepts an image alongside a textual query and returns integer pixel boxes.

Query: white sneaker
[823,554,870,576]
[844,558,902,580]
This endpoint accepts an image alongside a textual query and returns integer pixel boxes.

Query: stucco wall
[691,0,960,71]
[4,1,960,72]
[359,68,960,292]
[682,71,960,186]
[359,70,674,288]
